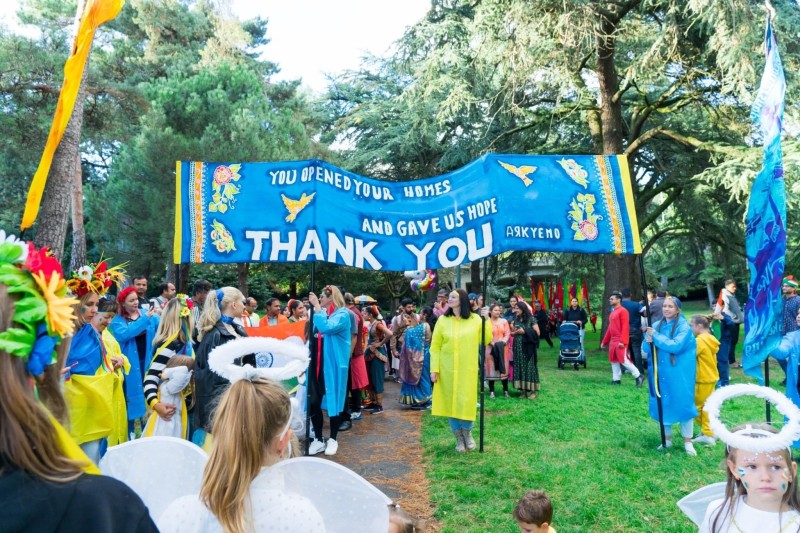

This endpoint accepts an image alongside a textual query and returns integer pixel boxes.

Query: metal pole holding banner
[638,255,666,449]
[304,262,316,456]
[765,359,771,423]
[479,257,491,452]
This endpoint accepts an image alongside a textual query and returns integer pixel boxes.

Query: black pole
[638,255,666,448]
[765,359,772,423]
[305,262,316,456]
[479,257,488,453]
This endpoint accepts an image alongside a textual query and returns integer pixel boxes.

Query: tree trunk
[596,8,639,336]
[69,153,86,271]
[237,263,249,296]
[33,1,90,261]
[178,263,190,294]
[469,260,482,294]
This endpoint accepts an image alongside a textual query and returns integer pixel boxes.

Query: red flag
[569,281,577,301]
[548,281,555,309]
[582,277,590,314]
[556,279,563,309]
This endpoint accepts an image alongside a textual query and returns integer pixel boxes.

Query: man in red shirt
[601,291,644,387]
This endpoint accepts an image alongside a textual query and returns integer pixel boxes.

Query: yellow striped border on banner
[616,155,642,254]
[174,161,182,264]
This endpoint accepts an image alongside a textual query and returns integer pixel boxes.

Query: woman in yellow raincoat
[430,289,491,453]
[64,261,127,462]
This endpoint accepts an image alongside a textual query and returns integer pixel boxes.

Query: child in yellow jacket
[690,315,720,445]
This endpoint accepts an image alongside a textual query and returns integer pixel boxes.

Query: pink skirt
[350,354,369,389]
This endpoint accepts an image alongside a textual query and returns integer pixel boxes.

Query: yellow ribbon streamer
[20,0,125,231]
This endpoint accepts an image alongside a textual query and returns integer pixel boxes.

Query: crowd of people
[9,227,800,531]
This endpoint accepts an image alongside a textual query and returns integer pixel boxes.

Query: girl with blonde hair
[143,296,194,425]
[158,379,324,533]
[0,236,157,531]
[194,287,248,433]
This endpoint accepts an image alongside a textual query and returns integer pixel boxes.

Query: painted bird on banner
[281,192,315,223]
[497,161,536,187]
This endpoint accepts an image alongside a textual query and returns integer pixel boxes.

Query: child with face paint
[700,424,800,533]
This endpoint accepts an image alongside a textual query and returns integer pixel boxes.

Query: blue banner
[174,154,641,270]
[743,17,786,382]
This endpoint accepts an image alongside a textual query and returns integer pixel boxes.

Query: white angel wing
[265,457,391,532]
[676,482,726,527]
[99,437,208,523]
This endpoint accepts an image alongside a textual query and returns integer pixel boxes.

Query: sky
[0,0,431,93]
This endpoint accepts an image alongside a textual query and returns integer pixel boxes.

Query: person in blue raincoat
[643,296,699,457]
[109,286,159,436]
[306,285,351,457]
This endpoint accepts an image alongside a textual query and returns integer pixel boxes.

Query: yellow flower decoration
[32,271,79,337]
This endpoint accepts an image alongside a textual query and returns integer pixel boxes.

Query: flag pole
[304,262,316,456]
[639,254,666,448]
[479,257,488,453]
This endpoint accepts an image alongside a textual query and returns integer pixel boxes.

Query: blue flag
[174,154,641,270]
[743,16,786,382]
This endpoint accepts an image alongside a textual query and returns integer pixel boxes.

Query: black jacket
[0,466,158,533]
[563,307,588,329]
[194,320,248,431]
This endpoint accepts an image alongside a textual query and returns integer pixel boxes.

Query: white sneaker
[685,442,697,456]
[308,439,325,455]
[692,435,716,446]
[324,438,339,456]
[656,440,673,450]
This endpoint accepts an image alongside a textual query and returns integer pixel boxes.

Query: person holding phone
[110,287,160,436]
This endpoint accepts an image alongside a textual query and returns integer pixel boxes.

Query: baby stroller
[558,322,586,370]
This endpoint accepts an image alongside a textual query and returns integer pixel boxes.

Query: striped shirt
[143,339,190,408]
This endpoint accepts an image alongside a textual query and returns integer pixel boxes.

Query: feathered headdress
[66,255,126,297]
[0,231,78,376]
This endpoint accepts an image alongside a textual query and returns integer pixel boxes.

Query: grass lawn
[420,304,783,532]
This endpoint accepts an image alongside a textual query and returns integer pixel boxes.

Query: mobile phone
[149,301,155,310]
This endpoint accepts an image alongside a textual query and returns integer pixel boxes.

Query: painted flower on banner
[558,158,589,189]
[568,193,601,241]
[209,164,242,214]
[210,219,236,253]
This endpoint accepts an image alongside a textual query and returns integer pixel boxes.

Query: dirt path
[321,379,440,530]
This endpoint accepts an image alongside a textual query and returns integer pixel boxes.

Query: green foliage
[318,0,800,296]
[82,0,324,277]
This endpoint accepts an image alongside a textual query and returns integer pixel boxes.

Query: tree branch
[640,186,683,230]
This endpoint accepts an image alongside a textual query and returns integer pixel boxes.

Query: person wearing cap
[601,291,644,387]
[468,293,480,314]
[433,288,450,317]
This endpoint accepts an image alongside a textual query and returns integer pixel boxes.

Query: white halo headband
[704,383,800,453]
[208,336,308,383]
